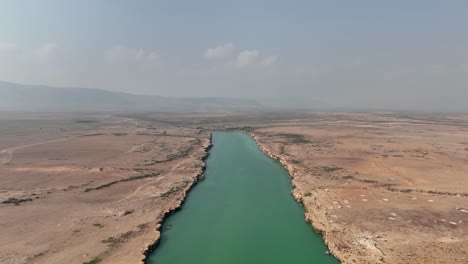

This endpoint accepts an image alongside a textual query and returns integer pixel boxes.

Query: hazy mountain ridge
[0,81,262,112]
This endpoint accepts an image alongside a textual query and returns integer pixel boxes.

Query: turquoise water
[146,132,339,264]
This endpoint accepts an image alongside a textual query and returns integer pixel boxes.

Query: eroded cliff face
[142,134,213,263]
[250,132,402,263]
[248,132,361,264]
[0,114,214,264]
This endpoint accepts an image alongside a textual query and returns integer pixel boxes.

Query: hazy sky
[1,1,467,110]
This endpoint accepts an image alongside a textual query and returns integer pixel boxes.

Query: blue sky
[1,0,467,110]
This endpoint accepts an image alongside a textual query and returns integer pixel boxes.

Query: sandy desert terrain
[0,114,211,264]
[247,112,468,264]
[123,111,468,263]
[1,111,467,264]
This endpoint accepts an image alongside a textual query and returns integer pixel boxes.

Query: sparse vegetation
[83,258,101,264]
[321,166,342,172]
[291,137,311,144]
[75,120,99,123]
[145,144,194,166]
[112,133,128,136]
[101,237,117,244]
[277,133,311,144]
[279,145,285,155]
[64,182,92,191]
[160,181,189,198]
[360,179,378,184]
[63,185,78,191]
[84,173,159,192]
[32,252,45,259]
[101,231,134,247]
[80,133,105,137]
[123,209,134,216]
[137,223,148,230]
[1,197,33,205]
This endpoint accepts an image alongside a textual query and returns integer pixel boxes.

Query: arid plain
[0,114,211,264]
[247,112,468,264]
[0,112,467,264]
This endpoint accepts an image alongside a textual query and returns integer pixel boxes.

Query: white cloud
[0,42,57,58]
[105,45,159,63]
[235,50,259,67]
[204,43,236,60]
[34,43,57,58]
[260,55,278,67]
[234,50,277,68]
[0,41,16,52]
[204,44,277,69]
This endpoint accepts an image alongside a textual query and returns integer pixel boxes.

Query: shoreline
[141,133,213,263]
[247,131,344,263]
[140,131,342,263]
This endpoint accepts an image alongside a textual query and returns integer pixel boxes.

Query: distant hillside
[0,81,261,112]
[256,97,329,110]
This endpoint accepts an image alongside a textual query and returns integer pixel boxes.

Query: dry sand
[0,114,210,264]
[248,112,468,264]
[1,111,467,264]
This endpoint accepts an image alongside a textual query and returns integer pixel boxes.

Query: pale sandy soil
[248,112,468,264]
[0,114,210,264]
[1,111,467,264]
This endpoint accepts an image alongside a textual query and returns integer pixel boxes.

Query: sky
[0,0,467,110]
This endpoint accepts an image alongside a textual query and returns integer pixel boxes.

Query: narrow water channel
[146,132,339,264]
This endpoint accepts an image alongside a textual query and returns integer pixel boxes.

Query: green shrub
[83,258,101,264]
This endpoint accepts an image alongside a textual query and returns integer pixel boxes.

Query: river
[146,132,339,264]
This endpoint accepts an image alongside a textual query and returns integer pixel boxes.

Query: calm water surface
[146,132,339,264]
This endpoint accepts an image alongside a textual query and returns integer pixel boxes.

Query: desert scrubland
[248,112,468,263]
[0,114,210,264]
[0,111,467,264]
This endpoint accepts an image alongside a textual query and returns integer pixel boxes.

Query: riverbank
[246,112,468,263]
[146,132,338,264]
[142,133,212,262]
[2,111,466,264]
[248,132,345,263]
[0,115,213,264]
